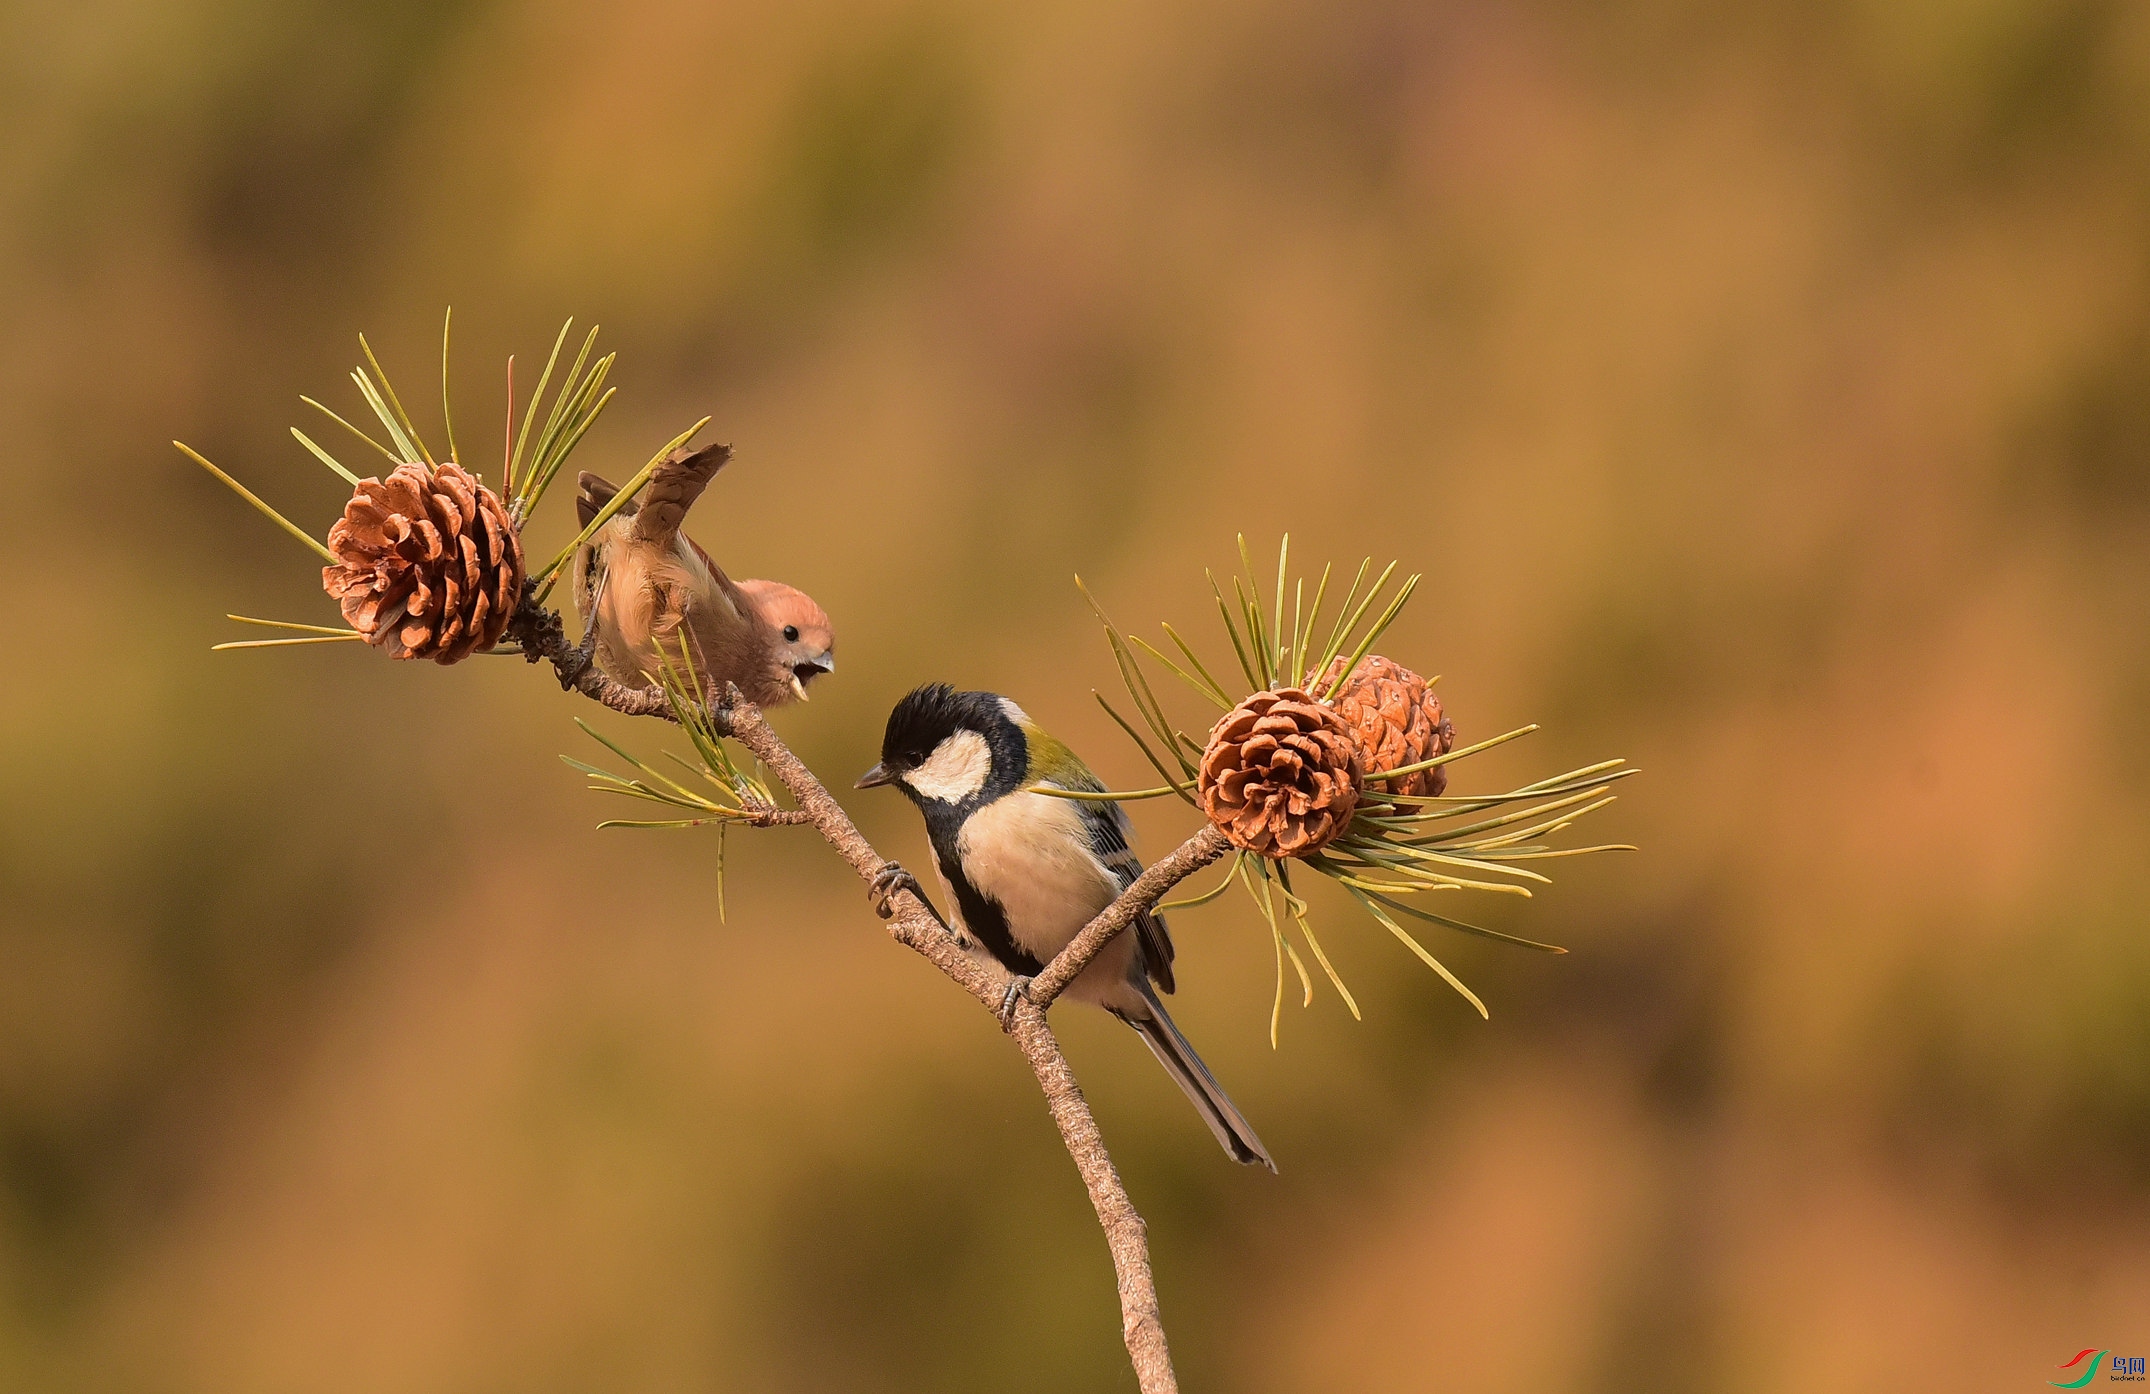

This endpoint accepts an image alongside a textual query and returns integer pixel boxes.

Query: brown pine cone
[322,462,523,664]
[1196,688,1364,857]
[1312,653,1455,798]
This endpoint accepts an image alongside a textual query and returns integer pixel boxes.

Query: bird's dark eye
[783,625,799,642]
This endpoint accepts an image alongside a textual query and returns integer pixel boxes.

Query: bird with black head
[858,684,1274,1170]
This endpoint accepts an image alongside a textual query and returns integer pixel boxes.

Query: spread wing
[633,441,732,545]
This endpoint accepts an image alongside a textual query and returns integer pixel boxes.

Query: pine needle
[510,320,572,497]
[1277,862,1360,1018]
[290,428,360,485]
[440,307,459,465]
[1030,783,1187,801]
[358,333,432,464]
[213,634,362,650]
[225,614,355,635]
[1363,725,1541,783]
[1158,856,1241,911]
[175,442,335,562]
[300,396,400,464]
[1347,885,1489,1018]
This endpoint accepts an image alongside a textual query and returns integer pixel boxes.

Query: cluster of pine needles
[175,310,709,651]
[564,638,794,920]
[1066,537,1634,1042]
[180,311,785,901]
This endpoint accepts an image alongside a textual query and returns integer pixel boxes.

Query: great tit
[857,684,1275,1170]
[572,443,835,706]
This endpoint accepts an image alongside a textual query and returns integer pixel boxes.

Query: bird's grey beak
[789,656,834,705]
[854,762,897,790]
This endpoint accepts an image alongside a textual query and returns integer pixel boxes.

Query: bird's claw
[869,861,942,927]
[997,978,1031,1033]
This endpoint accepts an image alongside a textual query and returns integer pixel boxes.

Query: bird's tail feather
[1118,984,1275,1171]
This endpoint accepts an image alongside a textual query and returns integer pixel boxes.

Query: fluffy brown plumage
[570,443,835,707]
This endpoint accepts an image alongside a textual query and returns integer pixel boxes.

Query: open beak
[789,656,834,705]
[854,762,897,790]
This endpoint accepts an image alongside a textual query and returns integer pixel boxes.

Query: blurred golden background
[3,0,2148,1389]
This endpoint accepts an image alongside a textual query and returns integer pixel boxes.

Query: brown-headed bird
[571,442,834,706]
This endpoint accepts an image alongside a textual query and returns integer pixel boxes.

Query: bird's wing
[1033,737,1179,995]
[682,536,754,619]
[571,473,629,626]
[631,442,732,545]
[575,471,633,528]
[1079,799,1177,994]
[629,442,758,626]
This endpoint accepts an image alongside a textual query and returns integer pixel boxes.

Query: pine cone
[1313,654,1455,798]
[1197,688,1364,857]
[322,462,523,664]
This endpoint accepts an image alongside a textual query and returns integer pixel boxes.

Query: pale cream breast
[957,792,1120,963]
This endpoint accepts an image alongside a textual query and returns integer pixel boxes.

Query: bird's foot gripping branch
[178,314,1633,1394]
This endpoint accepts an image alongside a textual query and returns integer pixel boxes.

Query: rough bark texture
[1007,999,1173,1391]
[508,597,675,718]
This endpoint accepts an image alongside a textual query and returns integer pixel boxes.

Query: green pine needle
[224,614,356,635]
[358,333,432,464]
[175,442,335,563]
[290,428,361,485]
[300,396,400,464]
[1347,885,1490,1019]
[509,320,573,496]
[213,633,362,651]
[1030,783,1187,801]
[1159,855,1243,911]
[441,307,460,465]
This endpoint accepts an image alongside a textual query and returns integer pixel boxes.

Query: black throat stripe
[934,845,1046,978]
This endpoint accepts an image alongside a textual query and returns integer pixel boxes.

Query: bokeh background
[3,0,2148,1389]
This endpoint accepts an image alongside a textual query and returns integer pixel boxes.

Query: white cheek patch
[904,729,992,803]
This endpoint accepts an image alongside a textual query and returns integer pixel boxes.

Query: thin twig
[1006,997,1172,1391]
[507,598,674,719]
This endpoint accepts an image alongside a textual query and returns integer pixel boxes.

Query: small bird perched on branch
[571,443,834,706]
[857,685,1274,1170]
